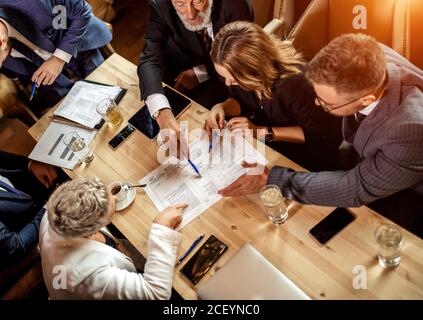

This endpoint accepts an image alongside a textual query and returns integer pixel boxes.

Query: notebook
[197,244,310,300]
[53,80,127,129]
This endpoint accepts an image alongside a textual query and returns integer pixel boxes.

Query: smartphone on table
[180,235,228,285]
[108,124,136,150]
[309,208,356,245]
[129,85,191,140]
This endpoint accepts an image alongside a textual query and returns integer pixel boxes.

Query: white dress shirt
[0,18,72,64]
[39,214,182,300]
[355,100,380,121]
[146,22,214,117]
[0,174,14,192]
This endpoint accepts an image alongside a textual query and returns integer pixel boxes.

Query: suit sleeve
[0,151,30,171]
[73,224,182,300]
[54,0,92,57]
[138,1,169,101]
[0,208,45,265]
[267,123,423,207]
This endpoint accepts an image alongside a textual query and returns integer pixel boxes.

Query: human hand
[204,103,225,137]
[154,203,189,229]
[174,69,199,92]
[28,160,58,188]
[31,56,65,86]
[218,162,269,197]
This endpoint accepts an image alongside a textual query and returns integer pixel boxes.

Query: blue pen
[29,82,37,101]
[176,234,205,266]
[188,159,202,178]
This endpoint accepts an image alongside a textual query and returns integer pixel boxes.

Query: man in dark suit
[0,151,65,266]
[138,0,254,141]
[0,0,112,108]
[218,34,423,237]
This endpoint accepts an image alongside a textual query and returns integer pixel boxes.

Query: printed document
[140,135,268,230]
[29,121,96,170]
[53,81,122,128]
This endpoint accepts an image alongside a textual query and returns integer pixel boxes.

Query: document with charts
[140,135,268,230]
[29,122,96,170]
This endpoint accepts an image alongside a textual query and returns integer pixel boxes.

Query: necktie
[198,28,212,54]
[355,112,367,124]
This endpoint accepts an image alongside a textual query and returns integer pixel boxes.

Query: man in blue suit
[0,0,112,108]
[0,151,66,266]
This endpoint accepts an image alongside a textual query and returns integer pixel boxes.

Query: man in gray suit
[218,33,423,237]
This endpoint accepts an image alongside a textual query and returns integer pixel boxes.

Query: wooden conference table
[29,54,423,300]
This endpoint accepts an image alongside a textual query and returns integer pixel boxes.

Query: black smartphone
[108,124,136,150]
[180,235,228,285]
[309,208,356,245]
[129,86,191,139]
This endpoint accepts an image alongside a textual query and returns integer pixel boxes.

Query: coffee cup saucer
[115,182,136,211]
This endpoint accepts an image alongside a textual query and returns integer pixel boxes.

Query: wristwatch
[265,126,274,143]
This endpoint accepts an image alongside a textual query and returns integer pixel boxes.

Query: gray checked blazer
[267,44,423,207]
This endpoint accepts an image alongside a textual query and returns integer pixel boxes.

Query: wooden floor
[110,0,149,65]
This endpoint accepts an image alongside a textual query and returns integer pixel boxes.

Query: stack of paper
[140,135,268,230]
[29,122,96,170]
[53,81,122,129]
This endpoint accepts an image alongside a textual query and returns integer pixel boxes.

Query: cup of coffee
[109,181,128,202]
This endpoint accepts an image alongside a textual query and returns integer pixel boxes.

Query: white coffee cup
[109,181,128,202]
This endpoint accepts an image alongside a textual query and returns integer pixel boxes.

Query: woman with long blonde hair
[206,21,342,170]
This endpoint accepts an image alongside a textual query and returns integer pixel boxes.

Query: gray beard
[175,0,213,32]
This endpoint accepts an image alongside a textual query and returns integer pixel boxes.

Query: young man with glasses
[218,33,423,237]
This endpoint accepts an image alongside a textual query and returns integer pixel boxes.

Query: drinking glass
[96,98,124,128]
[259,185,288,225]
[63,131,94,164]
[375,223,402,268]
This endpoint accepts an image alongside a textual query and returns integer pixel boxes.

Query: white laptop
[197,244,310,300]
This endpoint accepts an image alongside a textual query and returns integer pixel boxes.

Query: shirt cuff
[146,93,171,117]
[150,223,182,245]
[193,65,209,83]
[53,48,72,64]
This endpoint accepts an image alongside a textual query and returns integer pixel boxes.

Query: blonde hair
[306,33,386,95]
[211,21,304,99]
[46,177,112,238]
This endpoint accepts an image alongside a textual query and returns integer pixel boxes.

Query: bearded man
[138,0,254,137]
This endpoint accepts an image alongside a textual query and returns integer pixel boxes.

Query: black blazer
[230,71,343,150]
[0,152,44,266]
[138,0,254,100]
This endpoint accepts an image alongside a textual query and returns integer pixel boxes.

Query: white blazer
[38,215,182,300]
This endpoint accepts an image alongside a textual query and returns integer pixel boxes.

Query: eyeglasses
[315,82,386,112]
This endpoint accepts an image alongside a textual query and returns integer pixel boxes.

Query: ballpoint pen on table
[188,159,202,178]
[29,82,37,101]
[176,234,205,267]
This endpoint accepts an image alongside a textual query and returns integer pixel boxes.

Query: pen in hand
[176,234,205,267]
[29,82,37,101]
[188,159,202,178]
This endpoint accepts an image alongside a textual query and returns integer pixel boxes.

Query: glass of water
[375,223,403,268]
[63,131,94,164]
[259,185,288,225]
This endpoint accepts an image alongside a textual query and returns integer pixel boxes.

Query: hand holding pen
[29,82,37,101]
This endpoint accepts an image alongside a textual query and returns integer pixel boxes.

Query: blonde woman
[206,21,342,170]
[39,177,187,300]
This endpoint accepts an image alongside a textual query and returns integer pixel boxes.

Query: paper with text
[53,81,122,128]
[140,135,268,230]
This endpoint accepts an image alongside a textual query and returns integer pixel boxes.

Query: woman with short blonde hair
[39,177,187,300]
[206,21,343,170]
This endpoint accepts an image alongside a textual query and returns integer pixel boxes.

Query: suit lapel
[352,64,402,155]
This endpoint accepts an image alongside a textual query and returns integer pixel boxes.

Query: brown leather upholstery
[86,0,116,22]
[286,0,422,69]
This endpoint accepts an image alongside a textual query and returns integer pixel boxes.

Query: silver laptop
[197,244,310,300]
